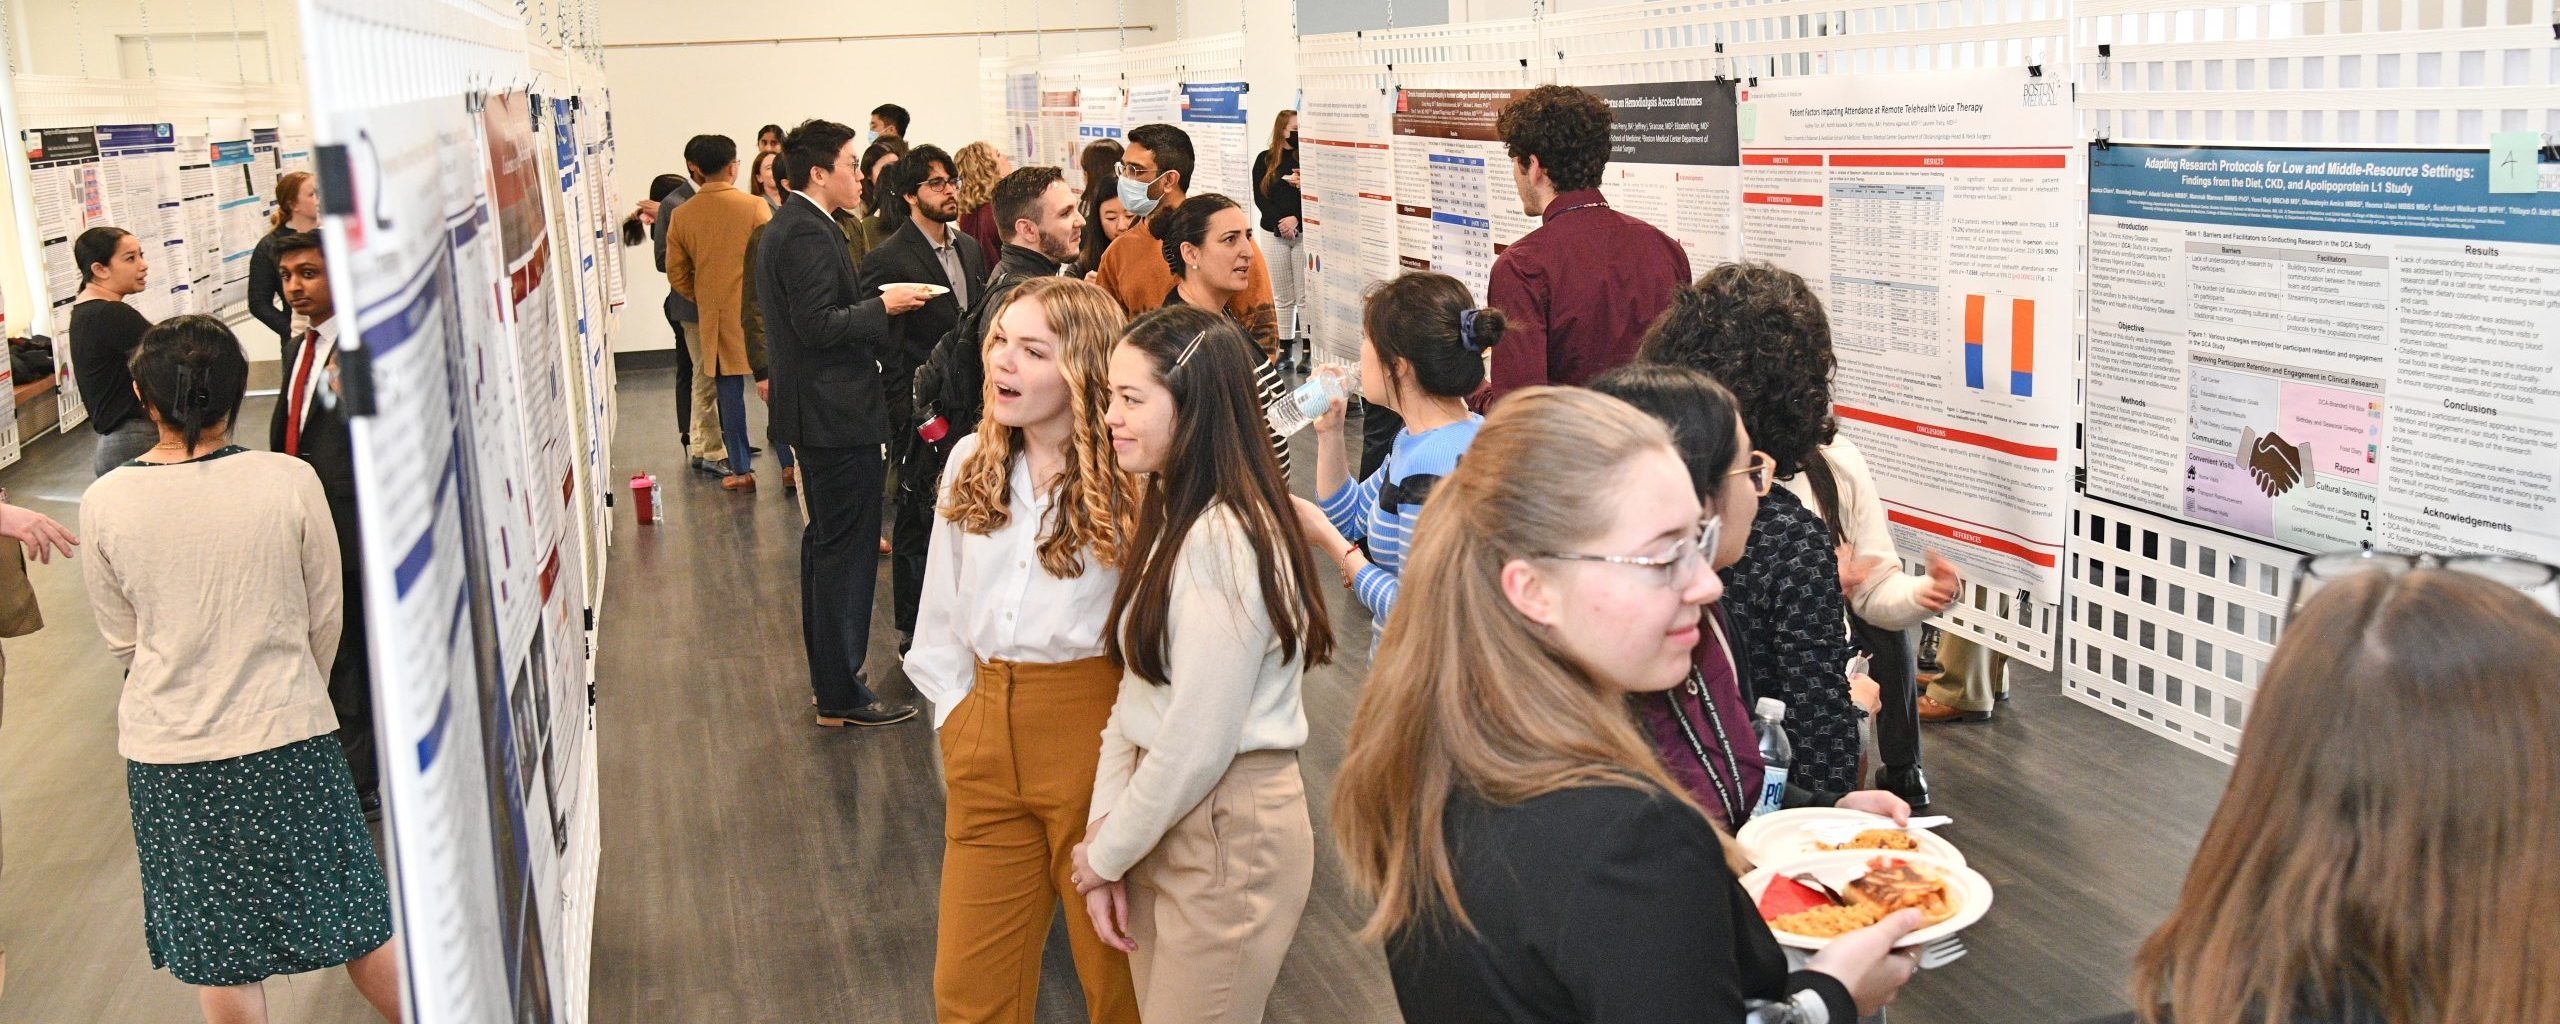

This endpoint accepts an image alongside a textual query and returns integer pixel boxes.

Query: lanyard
[1668,665,1747,826]
[1544,199,1611,222]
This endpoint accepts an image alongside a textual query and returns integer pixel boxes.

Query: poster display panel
[27,126,101,429]
[1180,82,1252,204]
[1298,91,1395,366]
[1738,69,2076,609]
[95,123,189,322]
[1391,89,1533,302]
[2086,144,2560,564]
[1587,81,1742,267]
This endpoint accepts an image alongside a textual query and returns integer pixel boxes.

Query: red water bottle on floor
[631,473,657,525]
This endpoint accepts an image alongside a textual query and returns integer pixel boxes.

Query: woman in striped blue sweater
[1289,271,1506,643]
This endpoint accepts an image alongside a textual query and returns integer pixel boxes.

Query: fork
[1913,936,1967,970]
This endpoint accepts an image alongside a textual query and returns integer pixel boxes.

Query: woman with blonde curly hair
[903,275,1140,1024]
[953,140,1011,274]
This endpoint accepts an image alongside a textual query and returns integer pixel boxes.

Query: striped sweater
[1317,414,1483,629]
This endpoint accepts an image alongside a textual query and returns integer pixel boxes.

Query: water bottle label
[1755,768,1789,816]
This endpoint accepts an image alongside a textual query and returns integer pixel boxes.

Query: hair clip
[1173,329,1209,368]
[1458,308,1485,352]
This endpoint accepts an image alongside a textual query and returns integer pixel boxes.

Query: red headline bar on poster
[1308,138,1390,150]
[1743,192,1824,207]
[1358,192,1392,202]
[1887,510,2058,567]
[1742,153,1824,166]
[1828,153,2069,169]
[1834,404,2060,461]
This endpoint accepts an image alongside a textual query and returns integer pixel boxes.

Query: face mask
[1287,131,1298,147]
[1117,173,1161,219]
[863,130,878,147]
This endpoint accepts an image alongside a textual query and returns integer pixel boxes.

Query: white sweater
[1084,504,1309,881]
[1780,438,1941,631]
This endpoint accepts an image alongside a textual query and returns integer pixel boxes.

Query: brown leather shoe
[721,473,757,492]
[782,466,799,491]
[1918,694,1992,723]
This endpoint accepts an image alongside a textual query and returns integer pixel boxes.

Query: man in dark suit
[650,169,701,459]
[268,230,381,813]
[854,144,982,647]
[757,119,928,728]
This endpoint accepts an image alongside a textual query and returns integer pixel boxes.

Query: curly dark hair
[1637,260,1835,480]
[1495,85,1614,193]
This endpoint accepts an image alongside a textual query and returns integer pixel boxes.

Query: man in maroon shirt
[1479,85,1692,407]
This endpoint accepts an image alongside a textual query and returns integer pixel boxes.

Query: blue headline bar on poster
[211,140,253,166]
[1181,82,1249,125]
[2089,144,2560,246]
[96,122,175,152]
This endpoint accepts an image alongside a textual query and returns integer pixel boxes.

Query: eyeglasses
[1728,451,1777,496]
[1114,161,1162,182]
[2289,550,2560,614]
[1535,517,1722,592]
[918,176,964,193]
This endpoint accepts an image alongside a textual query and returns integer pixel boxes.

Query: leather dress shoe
[782,466,799,491]
[1872,765,1931,810]
[692,456,731,476]
[721,473,757,492]
[815,700,918,728]
[1918,694,1992,723]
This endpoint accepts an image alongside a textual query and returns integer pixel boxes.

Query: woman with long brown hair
[248,170,319,346]
[1249,109,1305,372]
[1332,386,1922,1024]
[1069,306,1333,1024]
[954,140,1010,273]
[2095,561,2560,1024]
[906,277,1138,1024]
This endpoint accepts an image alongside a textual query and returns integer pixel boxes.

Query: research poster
[212,134,262,311]
[1077,85,1126,165]
[327,95,521,1024]
[1125,79,1180,128]
[1004,73,1038,170]
[1391,88,1534,301]
[178,132,219,314]
[1180,81,1253,205]
[95,123,189,322]
[1738,69,2077,614]
[27,126,101,429]
[1588,80,1742,266]
[1038,88,1081,172]
[249,126,282,201]
[1299,90,1395,366]
[2087,144,2560,564]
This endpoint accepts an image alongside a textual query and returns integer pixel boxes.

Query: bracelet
[1340,544,1363,588]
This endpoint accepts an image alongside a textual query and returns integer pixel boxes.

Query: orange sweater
[1093,212,1279,357]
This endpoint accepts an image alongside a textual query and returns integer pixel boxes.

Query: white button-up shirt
[902,432,1122,728]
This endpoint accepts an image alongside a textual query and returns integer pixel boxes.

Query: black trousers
[796,444,887,710]
[668,310,694,446]
[328,498,379,799]
[1851,614,1922,774]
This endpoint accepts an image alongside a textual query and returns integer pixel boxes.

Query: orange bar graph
[2009,298,2036,396]
[1964,294,1986,345]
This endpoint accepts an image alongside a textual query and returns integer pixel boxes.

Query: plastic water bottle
[1752,697,1792,818]
[1265,367,1349,438]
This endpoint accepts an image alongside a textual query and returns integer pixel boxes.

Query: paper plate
[881,283,951,297]
[1737,806,1965,866]
[1741,850,1993,951]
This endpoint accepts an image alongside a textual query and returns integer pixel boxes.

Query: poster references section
[1588,81,1742,267]
[1392,89,1531,302]
[1739,69,2076,610]
[1180,82,1252,206]
[1299,91,1395,368]
[2087,144,2560,564]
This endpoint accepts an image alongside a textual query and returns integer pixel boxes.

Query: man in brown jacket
[1092,123,1280,358]
[666,133,773,491]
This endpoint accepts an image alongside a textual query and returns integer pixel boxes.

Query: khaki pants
[1927,633,2007,713]
[935,657,1138,1024]
[1124,749,1313,1024]
[681,321,723,462]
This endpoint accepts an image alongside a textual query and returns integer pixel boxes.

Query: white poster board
[1298,90,1395,367]
[1391,88,1536,303]
[1589,80,1742,268]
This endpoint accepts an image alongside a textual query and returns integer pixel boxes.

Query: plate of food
[1742,850,1992,950]
[880,283,951,298]
[1736,807,1964,866]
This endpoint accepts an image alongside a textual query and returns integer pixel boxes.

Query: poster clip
[2094,133,2112,151]
[337,335,377,418]
[1748,76,1760,87]
[1518,57,1529,68]
[2097,43,2112,58]
[2028,64,2044,78]
[1714,42,1725,53]
[2550,22,2558,38]
[315,144,358,217]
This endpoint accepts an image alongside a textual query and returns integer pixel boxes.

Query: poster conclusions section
[1739,69,2076,612]
[1587,81,1741,267]
[1299,91,1395,368]
[2086,144,2560,564]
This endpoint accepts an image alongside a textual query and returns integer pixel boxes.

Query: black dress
[1387,785,1857,1024]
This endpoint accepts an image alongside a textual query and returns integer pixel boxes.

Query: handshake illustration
[2237,428,2313,498]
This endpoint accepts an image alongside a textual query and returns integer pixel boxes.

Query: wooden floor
[0,371,2232,1023]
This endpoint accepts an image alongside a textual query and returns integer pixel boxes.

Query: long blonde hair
[940,277,1133,578]
[2131,569,2560,1024]
[1258,108,1297,194]
[955,141,1003,216]
[1331,386,1744,942]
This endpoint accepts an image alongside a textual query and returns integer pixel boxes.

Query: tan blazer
[0,543,38,639]
[665,180,772,376]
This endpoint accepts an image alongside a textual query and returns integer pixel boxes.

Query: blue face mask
[1117,172,1160,219]
[863,129,878,147]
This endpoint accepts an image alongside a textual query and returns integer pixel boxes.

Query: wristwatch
[1745,990,1832,1024]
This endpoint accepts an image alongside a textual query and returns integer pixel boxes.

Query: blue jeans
[715,374,752,475]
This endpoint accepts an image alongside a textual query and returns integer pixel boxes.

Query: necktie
[285,329,319,456]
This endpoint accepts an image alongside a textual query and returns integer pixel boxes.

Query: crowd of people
[0,83,2552,1024]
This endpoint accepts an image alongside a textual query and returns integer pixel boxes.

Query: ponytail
[129,314,249,452]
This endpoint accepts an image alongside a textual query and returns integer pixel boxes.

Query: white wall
[12,0,303,84]
[601,0,1172,352]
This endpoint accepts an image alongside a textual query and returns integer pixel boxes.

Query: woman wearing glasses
[1071,307,1334,1024]
[2089,556,2560,1024]
[1332,386,1923,1024]
[1591,363,1912,831]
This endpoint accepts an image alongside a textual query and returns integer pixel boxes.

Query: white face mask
[1117,172,1161,219]
[863,129,879,147]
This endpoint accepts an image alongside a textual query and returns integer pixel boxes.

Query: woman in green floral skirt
[79,314,399,1023]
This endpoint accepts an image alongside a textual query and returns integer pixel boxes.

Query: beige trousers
[1123,749,1313,1024]
[681,321,723,461]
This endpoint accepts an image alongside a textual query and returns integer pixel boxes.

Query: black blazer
[854,216,983,386]
[268,333,357,507]
[755,193,897,449]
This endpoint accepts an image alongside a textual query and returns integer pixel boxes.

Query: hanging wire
[0,0,17,75]
[227,0,244,81]
[138,0,159,78]
[1115,0,1126,51]
[72,0,89,76]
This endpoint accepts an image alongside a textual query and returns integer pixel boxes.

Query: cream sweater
[1085,505,1309,881]
[81,448,344,764]
[1783,438,1942,631]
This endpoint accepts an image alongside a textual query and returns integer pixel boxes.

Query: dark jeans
[668,310,694,447]
[327,498,379,799]
[797,444,886,710]
[715,374,752,474]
